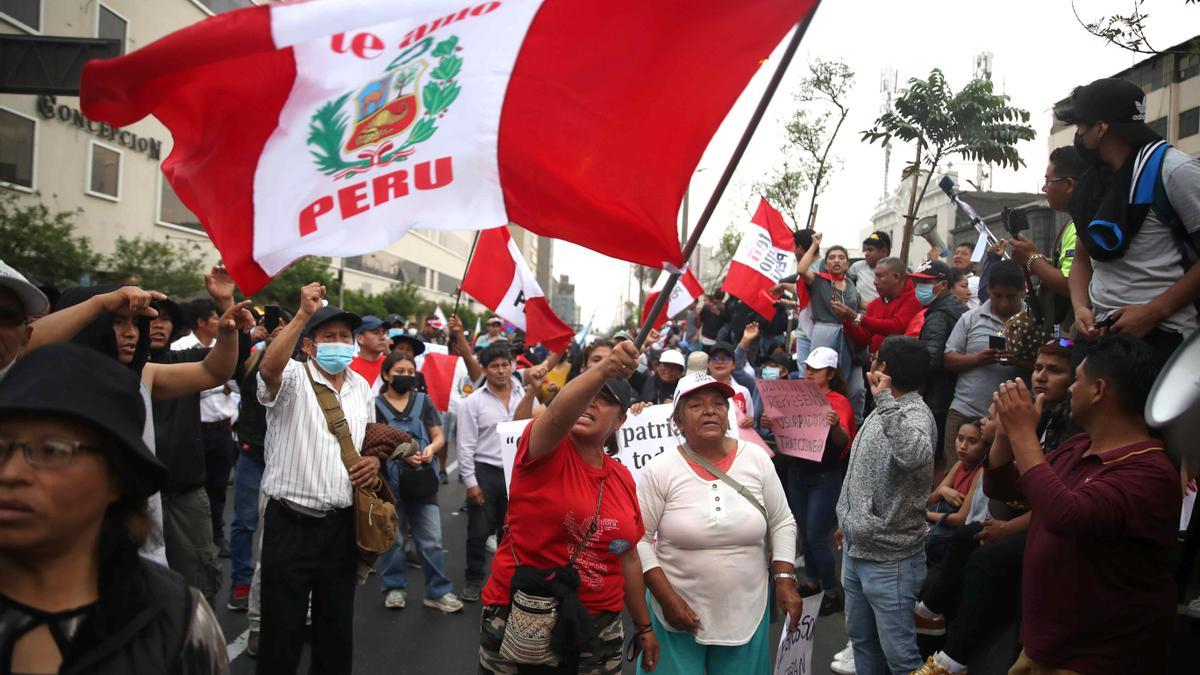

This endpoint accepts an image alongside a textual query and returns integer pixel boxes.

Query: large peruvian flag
[80,0,818,294]
[641,268,705,330]
[722,198,795,320]
[460,227,573,352]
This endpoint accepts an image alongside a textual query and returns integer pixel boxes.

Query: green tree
[103,236,208,297]
[0,192,99,287]
[249,256,337,309]
[755,59,854,229]
[861,69,1035,263]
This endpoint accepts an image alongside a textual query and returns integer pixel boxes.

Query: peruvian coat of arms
[307,35,463,179]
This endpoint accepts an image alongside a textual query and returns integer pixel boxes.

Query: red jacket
[843,281,921,353]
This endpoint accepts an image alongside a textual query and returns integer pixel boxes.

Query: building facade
[0,0,543,311]
[1048,36,1200,156]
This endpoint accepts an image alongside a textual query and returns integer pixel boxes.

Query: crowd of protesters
[0,76,1198,675]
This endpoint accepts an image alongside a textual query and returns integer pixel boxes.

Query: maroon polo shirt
[984,433,1179,675]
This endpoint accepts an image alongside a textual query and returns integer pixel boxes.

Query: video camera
[1001,207,1030,239]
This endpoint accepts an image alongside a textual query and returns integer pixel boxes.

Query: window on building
[191,0,255,15]
[97,4,127,55]
[436,272,460,294]
[398,260,426,286]
[86,142,121,201]
[1177,51,1200,82]
[1148,116,1169,139]
[1180,107,1199,139]
[1128,60,1165,92]
[158,176,203,231]
[0,108,35,190]
[0,0,40,32]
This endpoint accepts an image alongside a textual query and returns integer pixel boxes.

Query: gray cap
[0,259,49,316]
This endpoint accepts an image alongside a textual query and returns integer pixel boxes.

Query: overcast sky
[553,0,1198,331]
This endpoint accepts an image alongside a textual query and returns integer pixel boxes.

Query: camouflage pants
[479,604,623,675]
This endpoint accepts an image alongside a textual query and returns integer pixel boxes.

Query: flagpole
[451,230,482,319]
[633,8,818,348]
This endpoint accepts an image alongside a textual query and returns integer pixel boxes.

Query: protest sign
[774,592,822,675]
[757,379,831,461]
[497,403,746,489]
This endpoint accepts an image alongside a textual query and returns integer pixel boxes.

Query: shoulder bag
[680,443,783,623]
[499,477,606,666]
[304,365,398,555]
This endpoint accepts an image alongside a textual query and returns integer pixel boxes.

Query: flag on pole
[721,198,795,321]
[574,314,594,346]
[641,268,705,330]
[473,316,481,341]
[460,227,574,352]
[80,0,818,294]
[430,305,447,331]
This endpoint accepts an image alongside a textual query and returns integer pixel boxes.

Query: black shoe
[819,592,844,617]
[439,469,449,485]
[246,630,259,658]
[461,582,482,603]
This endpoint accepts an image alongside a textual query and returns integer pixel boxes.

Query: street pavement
[213,450,849,674]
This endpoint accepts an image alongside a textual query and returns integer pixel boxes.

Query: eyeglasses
[0,437,103,469]
[709,354,733,363]
[1042,177,1069,186]
[0,307,28,329]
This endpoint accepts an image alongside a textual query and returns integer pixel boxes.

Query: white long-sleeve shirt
[456,380,524,489]
[637,441,796,645]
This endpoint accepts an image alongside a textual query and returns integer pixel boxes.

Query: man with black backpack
[1061,77,1200,361]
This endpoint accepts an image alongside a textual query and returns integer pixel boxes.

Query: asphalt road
[212,452,850,674]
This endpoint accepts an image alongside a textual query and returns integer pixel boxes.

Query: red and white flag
[460,227,573,352]
[420,351,460,413]
[641,268,705,330]
[721,198,795,320]
[80,0,817,294]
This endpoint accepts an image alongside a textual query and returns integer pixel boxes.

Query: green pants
[637,591,772,675]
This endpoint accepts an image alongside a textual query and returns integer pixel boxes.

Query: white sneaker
[831,641,855,675]
[423,592,465,614]
[1183,596,1200,618]
[384,589,407,609]
[486,534,498,553]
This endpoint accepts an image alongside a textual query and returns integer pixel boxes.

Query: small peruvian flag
[721,198,795,321]
[459,227,574,353]
[80,0,818,294]
[641,268,705,330]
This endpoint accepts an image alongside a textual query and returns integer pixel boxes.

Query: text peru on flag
[81,0,818,295]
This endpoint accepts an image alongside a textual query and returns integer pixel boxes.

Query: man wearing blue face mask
[256,283,383,673]
[911,260,968,472]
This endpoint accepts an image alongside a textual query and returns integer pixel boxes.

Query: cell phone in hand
[989,335,1007,350]
[264,305,281,333]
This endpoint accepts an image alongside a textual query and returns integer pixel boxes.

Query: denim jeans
[842,550,926,675]
[786,467,842,592]
[230,455,265,587]
[379,460,454,599]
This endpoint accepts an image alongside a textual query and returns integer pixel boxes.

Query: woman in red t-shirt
[479,341,659,674]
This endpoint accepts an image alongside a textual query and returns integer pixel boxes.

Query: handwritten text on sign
[774,592,822,675]
[757,379,831,461]
[497,403,739,488]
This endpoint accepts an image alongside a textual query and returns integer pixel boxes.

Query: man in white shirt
[847,230,891,309]
[256,284,382,674]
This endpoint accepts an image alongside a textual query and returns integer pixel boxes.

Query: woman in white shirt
[636,373,801,675]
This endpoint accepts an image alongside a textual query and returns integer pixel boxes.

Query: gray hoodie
[836,389,935,562]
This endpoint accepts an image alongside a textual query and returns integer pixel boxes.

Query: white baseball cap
[803,347,839,371]
[0,259,49,316]
[658,349,685,368]
[671,371,734,416]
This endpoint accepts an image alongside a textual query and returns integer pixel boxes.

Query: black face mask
[1073,132,1101,165]
[390,376,416,394]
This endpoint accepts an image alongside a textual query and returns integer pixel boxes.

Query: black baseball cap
[600,378,633,413]
[863,231,892,250]
[709,341,736,357]
[0,343,167,500]
[909,259,952,283]
[1056,78,1161,147]
[304,306,361,336]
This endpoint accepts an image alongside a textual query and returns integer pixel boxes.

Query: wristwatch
[772,572,798,582]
